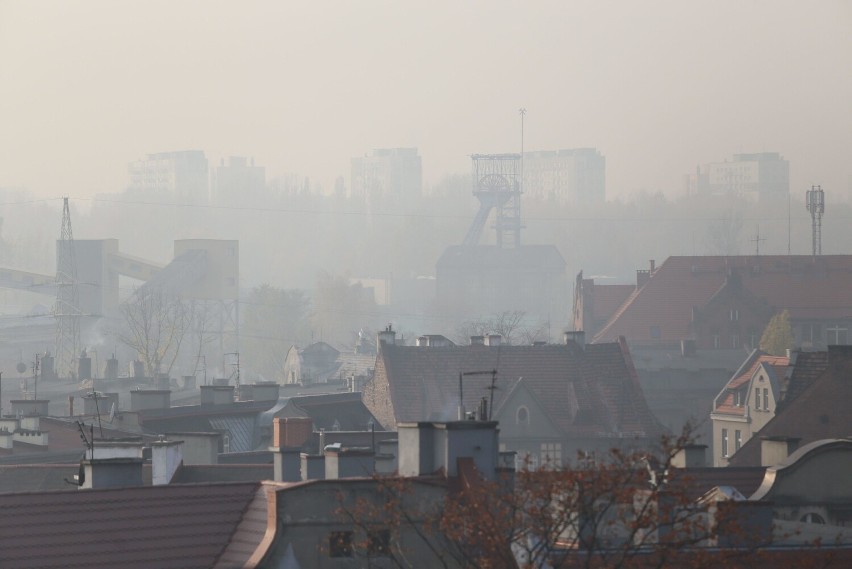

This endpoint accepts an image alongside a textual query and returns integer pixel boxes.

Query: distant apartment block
[128,150,209,205]
[212,156,265,207]
[522,148,605,203]
[687,152,789,201]
[350,148,422,199]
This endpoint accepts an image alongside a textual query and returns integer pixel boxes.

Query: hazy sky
[1,0,850,200]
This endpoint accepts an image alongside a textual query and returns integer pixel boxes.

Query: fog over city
[3,3,852,565]
[1,1,850,197]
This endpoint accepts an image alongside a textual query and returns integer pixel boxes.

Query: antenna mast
[55,197,81,380]
[805,185,825,257]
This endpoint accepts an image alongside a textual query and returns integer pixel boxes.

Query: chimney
[166,432,220,465]
[325,446,375,479]
[470,335,485,346]
[397,420,500,480]
[671,444,707,468]
[200,385,235,406]
[80,439,144,489]
[377,324,396,352]
[760,436,800,467]
[649,259,656,273]
[274,417,314,448]
[636,269,651,288]
[300,453,326,481]
[238,382,280,402]
[151,437,184,485]
[129,389,171,412]
[484,334,502,347]
[563,330,586,348]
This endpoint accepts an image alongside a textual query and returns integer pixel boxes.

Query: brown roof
[365,338,663,439]
[728,346,852,467]
[594,255,852,344]
[0,482,261,569]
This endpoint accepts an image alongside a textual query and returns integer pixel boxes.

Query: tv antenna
[806,185,825,257]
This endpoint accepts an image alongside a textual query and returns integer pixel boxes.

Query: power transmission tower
[55,197,81,380]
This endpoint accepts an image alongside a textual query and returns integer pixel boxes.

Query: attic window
[730,309,739,322]
[516,406,529,426]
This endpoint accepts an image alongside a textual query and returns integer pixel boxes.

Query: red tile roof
[594,255,852,344]
[0,482,261,569]
[728,346,852,467]
[365,339,664,440]
[713,352,789,416]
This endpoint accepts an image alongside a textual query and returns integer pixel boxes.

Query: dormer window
[734,391,742,406]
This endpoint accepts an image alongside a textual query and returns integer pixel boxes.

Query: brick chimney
[377,324,396,353]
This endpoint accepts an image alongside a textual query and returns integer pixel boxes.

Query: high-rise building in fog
[522,148,606,203]
[350,148,422,199]
[687,152,789,201]
[128,150,209,205]
[212,156,266,207]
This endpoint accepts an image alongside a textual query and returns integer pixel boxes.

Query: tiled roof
[284,392,383,432]
[0,464,78,493]
[594,255,852,344]
[780,351,828,410]
[368,339,663,439]
[593,284,636,325]
[0,482,261,569]
[728,346,852,467]
[172,464,273,484]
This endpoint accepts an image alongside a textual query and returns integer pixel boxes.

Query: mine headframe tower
[463,154,523,248]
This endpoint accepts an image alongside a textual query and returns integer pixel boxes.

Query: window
[734,391,741,406]
[754,388,761,410]
[730,309,739,321]
[731,334,739,349]
[516,406,529,426]
[763,388,769,411]
[722,428,729,458]
[368,529,391,556]
[713,334,721,349]
[735,430,742,451]
[650,325,661,339]
[329,531,353,557]
[800,513,826,525]
[827,325,848,346]
[222,434,230,453]
[540,442,562,466]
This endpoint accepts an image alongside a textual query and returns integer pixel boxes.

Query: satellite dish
[16,362,26,374]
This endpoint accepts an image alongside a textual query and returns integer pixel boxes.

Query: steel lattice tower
[55,197,81,380]
[806,185,825,257]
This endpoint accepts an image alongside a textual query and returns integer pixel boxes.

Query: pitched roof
[369,339,663,439]
[0,482,261,569]
[728,346,852,467]
[713,351,789,416]
[594,255,852,344]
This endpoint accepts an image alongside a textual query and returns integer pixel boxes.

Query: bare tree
[335,427,827,569]
[116,287,190,377]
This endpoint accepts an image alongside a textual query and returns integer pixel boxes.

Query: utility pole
[31,353,40,400]
[519,107,526,193]
[750,225,766,256]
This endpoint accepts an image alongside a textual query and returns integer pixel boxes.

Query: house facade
[710,351,789,466]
